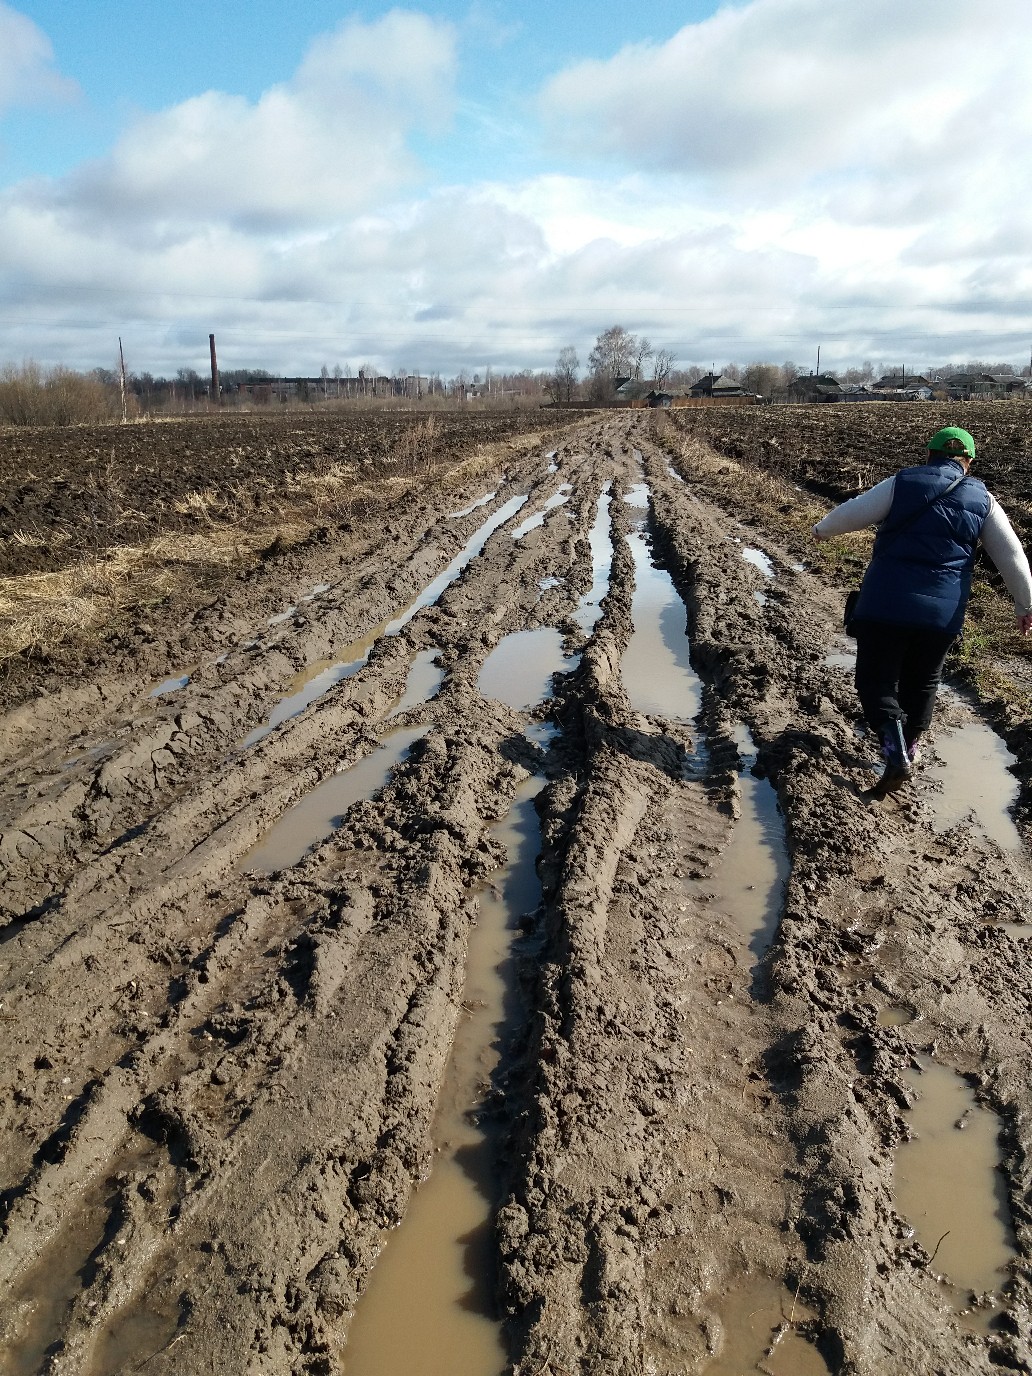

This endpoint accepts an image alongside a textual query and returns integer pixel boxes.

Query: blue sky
[1,0,1030,378]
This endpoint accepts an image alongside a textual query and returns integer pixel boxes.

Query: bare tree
[742,362,780,399]
[551,346,579,405]
[632,336,653,380]
[651,347,676,387]
[589,325,636,377]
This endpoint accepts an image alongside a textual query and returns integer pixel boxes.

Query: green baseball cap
[927,426,975,459]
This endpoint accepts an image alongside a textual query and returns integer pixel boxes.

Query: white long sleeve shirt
[814,477,1032,616]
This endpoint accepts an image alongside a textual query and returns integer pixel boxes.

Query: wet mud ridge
[2,416,1032,1374]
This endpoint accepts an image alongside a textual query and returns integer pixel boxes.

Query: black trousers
[852,620,956,739]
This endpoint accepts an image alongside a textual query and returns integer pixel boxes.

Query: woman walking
[813,426,1032,791]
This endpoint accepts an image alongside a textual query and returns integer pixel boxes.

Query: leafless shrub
[0,361,125,427]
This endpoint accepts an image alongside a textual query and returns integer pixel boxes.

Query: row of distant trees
[548,327,1032,403]
[3,342,1031,427]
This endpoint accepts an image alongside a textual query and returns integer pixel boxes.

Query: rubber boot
[879,718,912,791]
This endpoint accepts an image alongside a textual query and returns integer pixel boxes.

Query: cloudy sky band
[0,0,1029,378]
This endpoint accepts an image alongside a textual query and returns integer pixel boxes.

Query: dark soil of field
[1,407,1031,1376]
[0,409,558,579]
[672,399,1032,546]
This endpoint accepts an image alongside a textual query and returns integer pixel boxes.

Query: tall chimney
[209,333,221,405]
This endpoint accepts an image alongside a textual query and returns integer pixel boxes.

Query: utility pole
[815,344,821,378]
[118,336,128,424]
[209,333,221,406]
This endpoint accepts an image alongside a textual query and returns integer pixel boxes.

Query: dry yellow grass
[0,428,546,665]
[0,526,296,659]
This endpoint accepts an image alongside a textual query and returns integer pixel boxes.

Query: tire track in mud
[2,416,1032,1374]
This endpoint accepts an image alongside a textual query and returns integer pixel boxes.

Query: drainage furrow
[343,775,546,1376]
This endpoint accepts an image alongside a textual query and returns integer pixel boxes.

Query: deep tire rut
[1,416,1031,1375]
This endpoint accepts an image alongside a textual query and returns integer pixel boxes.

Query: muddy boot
[878,719,912,791]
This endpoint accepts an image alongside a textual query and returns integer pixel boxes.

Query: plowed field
[2,408,1031,1376]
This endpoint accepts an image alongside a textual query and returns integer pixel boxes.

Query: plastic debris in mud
[342,777,544,1376]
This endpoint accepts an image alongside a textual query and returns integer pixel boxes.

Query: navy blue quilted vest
[853,458,991,634]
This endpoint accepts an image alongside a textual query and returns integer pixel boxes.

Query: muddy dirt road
[2,413,1032,1375]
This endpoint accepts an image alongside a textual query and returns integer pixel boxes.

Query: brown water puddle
[896,1058,1016,1311]
[387,649,445,719]
[2,1208,109,1376]
[244,494,528,747]
[510,484,572,539]
[710,729,790,960]
[623,524,702,721]
[245,725,429,872]
[1,1148,180,1376]
[927,721,1023,852]
[876,1005,915,1027]
[86,1282,181,1375]
[703,1275,830,1375]
[478,628,577,710]
[342,777,544,1376]
[572,484,613,635]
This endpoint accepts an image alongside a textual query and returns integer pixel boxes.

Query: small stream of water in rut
[243,494,528,747]
[342,776,545,1375]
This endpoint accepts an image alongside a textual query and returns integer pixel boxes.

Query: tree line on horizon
[1,338,1030,426]
[548,325,1032,404]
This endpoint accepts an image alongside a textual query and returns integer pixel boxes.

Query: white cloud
[63,9,457,228]
[539,0,1032,193]
[0,3,77,113]
[2,2,1032,375]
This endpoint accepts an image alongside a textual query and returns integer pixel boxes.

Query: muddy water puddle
[149,673,191,698]
[343,777,544,1376]
[387,649,445,719]
[896,1058,1016,1310]
[2,1149,179,1376]
[511,484,571,538]
[244,494,528,747]
[876,1005,915,1027]
[708,726,790,960]
[928,720,1022,852]
[478,629,577,710]
[3,1211,109,1376]
[448,490,497,518]
[742,547,775,580]
[703,1275,830,1376]
[623,526,702,721]
[573,484,613,635]
[246,726,429,872]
